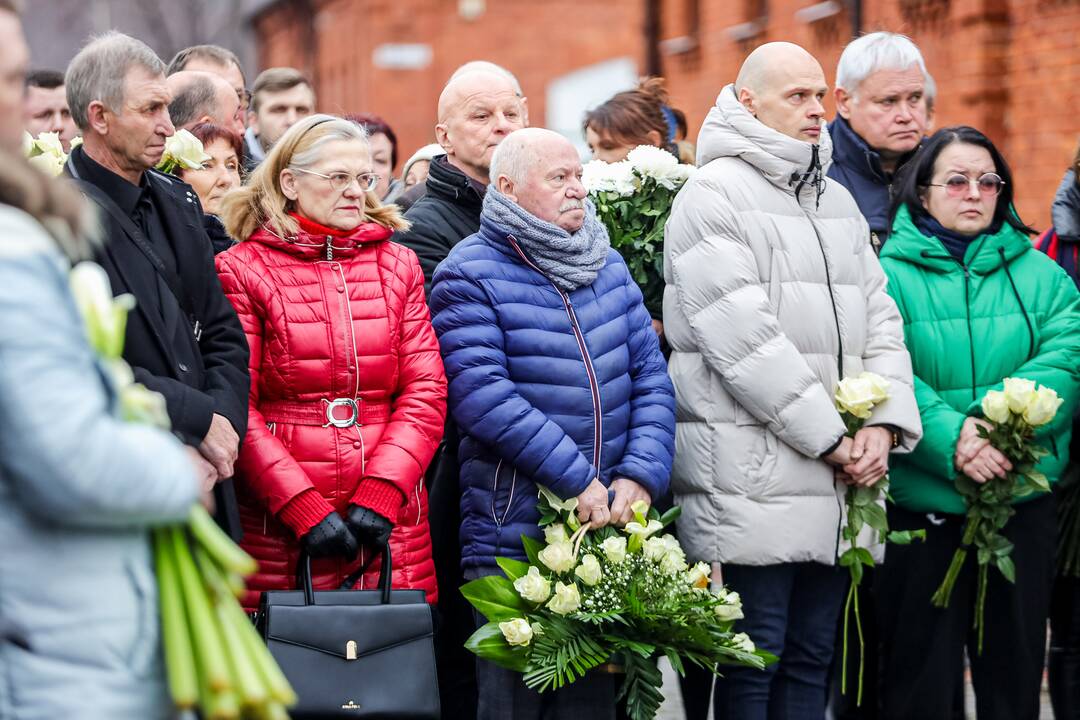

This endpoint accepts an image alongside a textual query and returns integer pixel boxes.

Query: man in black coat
[63,32,248,523]
[828,31,933,252]
[393,62,526,720]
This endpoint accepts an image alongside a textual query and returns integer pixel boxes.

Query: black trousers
[1050,574,1080,719]
[876,496,1056,720]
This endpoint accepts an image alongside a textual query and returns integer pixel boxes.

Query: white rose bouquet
[157,129,212,174]
[931,378,1063,653]
[834,372,923,706]
[23,130,70,177]
[581,146,694,319]
[461,487,771,720]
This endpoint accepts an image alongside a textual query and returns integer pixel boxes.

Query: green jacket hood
[882,204,1032,276]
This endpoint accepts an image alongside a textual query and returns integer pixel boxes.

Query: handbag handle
[297,544,393,606]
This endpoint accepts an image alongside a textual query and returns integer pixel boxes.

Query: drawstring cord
[791,144,826,210]
[999,247,1035,360]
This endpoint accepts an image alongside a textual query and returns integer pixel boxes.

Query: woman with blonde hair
[216,114,447,607]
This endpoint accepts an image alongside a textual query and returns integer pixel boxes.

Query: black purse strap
[297,545,393,605]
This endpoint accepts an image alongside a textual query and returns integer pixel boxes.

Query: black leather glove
[346,505,393,549]
[302,512,359,559]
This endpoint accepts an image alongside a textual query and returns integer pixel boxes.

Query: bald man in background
[166,70,244,137]
[664,42,920,718]
[392,62,527,720]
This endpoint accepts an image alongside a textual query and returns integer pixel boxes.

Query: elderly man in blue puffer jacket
[430,128,676,720]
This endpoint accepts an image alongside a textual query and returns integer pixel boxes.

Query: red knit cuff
[278,489,336,538]
[352,477,405,525]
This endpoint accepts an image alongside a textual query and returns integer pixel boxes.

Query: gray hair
[836,32,936,104]
[66,31,165,131]
[285,113,368,171]
[168,74,217,129]
[449,60,523,97]
[489,128,556,185]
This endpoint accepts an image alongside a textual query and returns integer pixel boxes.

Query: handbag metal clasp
[325,398,359,429]
[346,640,358,660]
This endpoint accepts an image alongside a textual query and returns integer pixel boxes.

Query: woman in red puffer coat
[216,114,446,608]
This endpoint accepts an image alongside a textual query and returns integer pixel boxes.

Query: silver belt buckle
[325,398,359,428]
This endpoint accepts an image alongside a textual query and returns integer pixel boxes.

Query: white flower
[161,129,211,171]
[601,536,627,564]
[546,581,582,615]
[574,554,602,586]
[1003,378,1037,414]
[34,132,64,158]
[21,131,33,156]
[583,159,638,197]
[731,632,755,653]
[714,588,744,622]
[513,566,552,603]
[981,390,1011,424]
[118,380,170,428]
[28,151,66,177]
[835,374,886,420]
[538,541,576,574]
[499,618,534,647]
[660,547,688,575]
[544,523,569,545]
[655,162,694,190]
[625,519,663,542]
[686,562,711,589]
[1024,386,1063,427]
[608,160,638,195]
[69,136,83,150]
[627,145,679,179]
[69,262,133,358]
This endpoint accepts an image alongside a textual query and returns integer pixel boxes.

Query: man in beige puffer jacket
[663,42,922,717]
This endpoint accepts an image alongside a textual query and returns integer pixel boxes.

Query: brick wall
[253,0,1080,227]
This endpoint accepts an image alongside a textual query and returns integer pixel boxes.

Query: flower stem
[975,564,988,655]
[854,583,865,707]
[931,516,979,607]
[841,582,853,696]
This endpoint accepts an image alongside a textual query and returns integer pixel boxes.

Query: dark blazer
[66,159,250,447]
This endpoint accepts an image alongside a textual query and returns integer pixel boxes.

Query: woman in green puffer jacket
[875,126,1080,720]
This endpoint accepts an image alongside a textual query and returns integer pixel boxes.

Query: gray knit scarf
[483,187,610,292]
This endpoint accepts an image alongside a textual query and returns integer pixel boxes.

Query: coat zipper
[922,251,978,401]
[506,236,603,476]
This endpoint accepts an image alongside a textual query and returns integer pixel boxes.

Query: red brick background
[254,0,1079,228]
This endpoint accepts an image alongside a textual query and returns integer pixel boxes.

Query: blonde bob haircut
[222,113,408,241]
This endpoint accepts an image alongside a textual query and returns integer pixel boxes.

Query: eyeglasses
[927,173,1006,197]
[293,167,380,193]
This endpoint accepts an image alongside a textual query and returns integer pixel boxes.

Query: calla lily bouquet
[581,145,694,318]
[462,486,771,720]
[70,262,296,720]
[931,378,1063,653]
[157,128,212,174]
[834,372,924,706]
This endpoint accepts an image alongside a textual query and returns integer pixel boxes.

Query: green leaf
[464,622,530,672]
[855,547,875,567]
[996,555,1016,583]
[460,575,528,622]
[659,506,682,528]
[862,503,888,532]
[496,557,531,582]
[1027,471,1051,493]
[887,529,927,545]
[521,534,545,568]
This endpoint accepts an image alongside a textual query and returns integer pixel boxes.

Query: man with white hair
[430,127,674,719]
[664,42,922,716]
[829,32,935,250]
[63,31,249,536]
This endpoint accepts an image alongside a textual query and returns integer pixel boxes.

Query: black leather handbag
[257,546,440,719]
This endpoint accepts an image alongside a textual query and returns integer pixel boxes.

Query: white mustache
[559,199,584,213]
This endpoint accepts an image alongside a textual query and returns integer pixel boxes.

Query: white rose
[499,618,534,647]
[69,262,131,357]
[69,136,83,150]
[538,541,576,574]
[601,536,627,564]
[857,372,891,404]
[1003,378,1037,414]
[981,390,1011,424]
[544,523,569,545]
[28,151,65,177]
[659,547,688,575]
[34,132,64,158]
[686,562,711,589]
[513,566,552,603]
[714,588,744,621]
[546,581,582,615]
[1024,386,1063,427]
[835,375,878,419]
[731,632,755,653]
[626,144,679,180]
[21,131,33,156]
[643,536,667,563]
[574,554,602,586]
[162,129,211,170]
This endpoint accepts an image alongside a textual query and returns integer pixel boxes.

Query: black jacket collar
[425,154,486,210]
